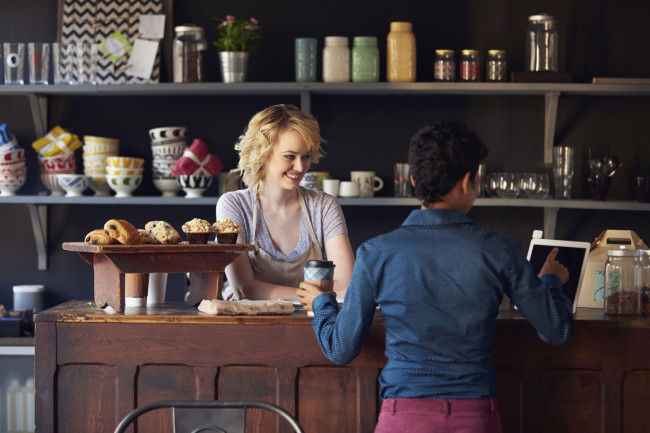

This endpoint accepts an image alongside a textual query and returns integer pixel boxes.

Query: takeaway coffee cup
[303,260,335,292]
[125,273,149,307]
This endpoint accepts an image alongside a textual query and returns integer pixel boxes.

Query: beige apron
[249,188,322,288]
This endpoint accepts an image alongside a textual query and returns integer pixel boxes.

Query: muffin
[212,218,242,244]
[181,218,213,244]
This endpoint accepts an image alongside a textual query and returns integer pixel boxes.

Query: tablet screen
[527,243,589,310]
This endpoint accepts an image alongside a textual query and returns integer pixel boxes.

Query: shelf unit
[2,82,650,270]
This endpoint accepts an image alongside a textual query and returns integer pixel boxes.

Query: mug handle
[373,176,384,191]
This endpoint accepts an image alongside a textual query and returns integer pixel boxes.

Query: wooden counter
[35,301,650,433]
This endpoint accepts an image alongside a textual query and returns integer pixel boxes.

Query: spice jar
[638,250,650,314]
[526,13,558,72]
[173,25,206,82]
[459,49,480,81]
[322,36,350,83]
[434,49,455,81]
[386,22,416,82]
[604,247,641,315]
[486,50,507,82]
[351,36,379,82]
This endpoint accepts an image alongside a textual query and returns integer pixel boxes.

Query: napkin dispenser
[577,230,647,309]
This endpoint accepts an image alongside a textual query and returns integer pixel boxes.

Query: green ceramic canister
[351,36,379,82]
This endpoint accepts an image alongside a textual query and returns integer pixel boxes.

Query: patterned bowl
[177,175,212,198]
[41,173,65,196]
[39,154,76,173]
[87,173,111,196]
[106,174,143,198]
[149,126,187,141]
[105,156,145,169]
[55,174,92,197]
[152,174,180,198]
[0,173,26,196]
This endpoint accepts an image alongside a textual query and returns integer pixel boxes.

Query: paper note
[139,14,166,39]
[125,39,159,79]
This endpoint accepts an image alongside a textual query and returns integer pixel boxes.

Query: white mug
[338,180,360,197]
[322,178,340,196]
[350,171,384,197]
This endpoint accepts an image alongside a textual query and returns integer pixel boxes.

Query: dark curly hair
[408,120,488,206]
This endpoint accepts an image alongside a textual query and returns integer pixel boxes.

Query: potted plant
[213,15,261,83]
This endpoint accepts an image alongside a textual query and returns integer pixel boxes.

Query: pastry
[137,229,158,244]
[145,220,181,245]
[85,229,119,245]
[103,219,139,245]
[212,218,242,244]
[181,218,213,244]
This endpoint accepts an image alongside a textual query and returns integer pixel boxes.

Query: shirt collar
[402,208,475,227]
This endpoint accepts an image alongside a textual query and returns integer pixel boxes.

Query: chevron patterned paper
[60,0,163,84]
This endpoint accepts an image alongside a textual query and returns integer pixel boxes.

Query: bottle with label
[322,36,350,83]
[386,22,416,82]
[173,25,206,82]
[604,247,641,315]
[351,36,379,82]
[459,49,480,81]
[486,50,507,82]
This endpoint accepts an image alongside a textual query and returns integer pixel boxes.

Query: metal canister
[173,25,206,82]
[486,50,507,82]
[434,49,455,81]
[526,14,558,72]
[459,49,480,81]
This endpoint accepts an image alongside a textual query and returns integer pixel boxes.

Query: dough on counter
[85,229,119,245]
[145,220,181,244]
[103,219,139,245]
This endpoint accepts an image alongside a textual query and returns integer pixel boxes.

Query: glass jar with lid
[604,247,641,315]
[386,22,416,82]
[351,36,379,82]
[486,50,507,82]
[459,49,480,81]
[322,36,350,83]
[173,25,206,82]
[638,250,650,314]
[434,49,455,81]
[526,13,558,72]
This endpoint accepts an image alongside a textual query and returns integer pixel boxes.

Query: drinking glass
[394,162,411,197]
[28,42,50,84]
[3,43,25,84]
[52,43,75,84]
[76,43,98,84]
[520,173,550,199]
[495,172,518,198]
[553,146,574,199]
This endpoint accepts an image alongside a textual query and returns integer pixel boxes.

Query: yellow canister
[387,22,416,82]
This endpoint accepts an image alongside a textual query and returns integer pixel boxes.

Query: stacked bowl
[39,153,76,196]
[149,126,187,197]
[82,135,119,196]
[0,147,27,196]
[105,156,144,197]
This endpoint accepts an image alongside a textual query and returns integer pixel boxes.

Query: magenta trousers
[374,398,503,433]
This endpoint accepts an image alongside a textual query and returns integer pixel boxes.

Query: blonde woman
[216,104,355,300]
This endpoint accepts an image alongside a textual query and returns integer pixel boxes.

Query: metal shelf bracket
[27,204,48,271]
[544,92,560,164]
[27,94,48,138]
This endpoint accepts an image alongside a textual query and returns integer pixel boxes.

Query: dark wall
[0,0,649,309]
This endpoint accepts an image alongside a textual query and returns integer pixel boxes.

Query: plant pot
[218,51,249,83]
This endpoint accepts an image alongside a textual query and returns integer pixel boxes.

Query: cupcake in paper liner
[212,218,242,244]
[181,218,213,244]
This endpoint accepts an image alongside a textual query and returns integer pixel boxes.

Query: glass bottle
[173,25,206,82]
[434,49,455,81]
[322,36,350,83]
[351,36,379,82]
[459,49,480,81]
[526,13,558,72]
[386,22,416,82]
[486,50,507,82]
[604,247,641,315]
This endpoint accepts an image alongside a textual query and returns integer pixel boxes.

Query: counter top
[35,300,650,329]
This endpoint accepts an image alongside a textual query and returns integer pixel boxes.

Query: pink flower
[226,15,235,21]
[220,21,228,27]
[250,17,259,25]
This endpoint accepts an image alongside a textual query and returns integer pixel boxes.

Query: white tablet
[526,238,591,314]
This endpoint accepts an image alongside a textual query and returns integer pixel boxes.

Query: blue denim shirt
[311,209,573,399]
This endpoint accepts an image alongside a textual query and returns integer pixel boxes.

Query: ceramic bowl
[177,175,212,198]
[105,165,144,176]
[151,143,186,159]
[0,166,27,177]
[83,135,119,146]
[152,159,177,175]
[1,148,25,163]
[152,174,181,197]
[41,173,65,196]
[56,174,92,197]
[149,126,187,141]
[39,154,76,173]
[88,173,111,196]
[106,174,143,197]
[0,173,26,196]
[105,156,145,169]
[0,157,26,170]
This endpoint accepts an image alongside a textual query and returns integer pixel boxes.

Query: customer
[217,104,354,300]
[297,120,572,433]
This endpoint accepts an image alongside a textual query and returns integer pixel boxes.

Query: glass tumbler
[3,43,25,84]
[496,172,518,198]
[553,146,574,199]
[28,42,50,84]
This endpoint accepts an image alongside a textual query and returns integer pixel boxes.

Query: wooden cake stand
[62,242,253,313]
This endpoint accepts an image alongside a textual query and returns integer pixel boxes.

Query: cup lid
[13,284,44,293]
